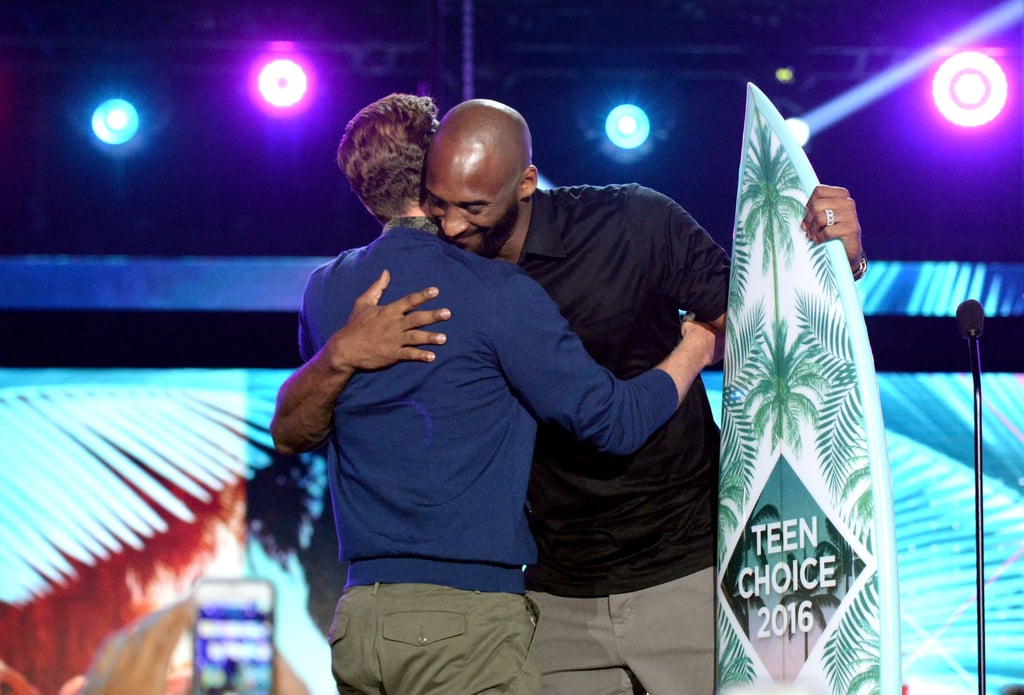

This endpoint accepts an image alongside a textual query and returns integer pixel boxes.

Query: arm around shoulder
[270,346,354,455]
[271,270,451,455]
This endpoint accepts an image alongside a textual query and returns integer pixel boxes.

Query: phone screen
[193,579,274,695]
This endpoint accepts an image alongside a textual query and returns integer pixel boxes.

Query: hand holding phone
[80,598,194,695]
[192,579,275,695]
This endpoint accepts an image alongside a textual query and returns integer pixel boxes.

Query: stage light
[775,66,795,84]
[258,59,308,107]
[932,50,1008,127]
[785,117,810,147]
[604,104,650,150]
[536,171,555,190]
[249,47,315,116]
[91,98,140,146]
[799,0,1022,139]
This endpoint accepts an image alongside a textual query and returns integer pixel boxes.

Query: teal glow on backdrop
[1,368,1022,694]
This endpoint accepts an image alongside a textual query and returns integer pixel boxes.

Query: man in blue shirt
[271,93,721,695]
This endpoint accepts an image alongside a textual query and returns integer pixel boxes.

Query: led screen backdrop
[1,368,1022,695]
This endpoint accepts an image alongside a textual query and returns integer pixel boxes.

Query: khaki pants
[329,583,540,695]
[528,567,715,695]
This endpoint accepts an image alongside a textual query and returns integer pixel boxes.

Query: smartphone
[192,578,275,695]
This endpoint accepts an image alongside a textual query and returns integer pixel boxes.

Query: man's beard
[444,200,518,260]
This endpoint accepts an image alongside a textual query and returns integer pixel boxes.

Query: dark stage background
[1,2,1022,694]
[1,0,1022,263]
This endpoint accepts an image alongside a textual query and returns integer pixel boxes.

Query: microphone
[957,298,985,695]
[956,298,985,339]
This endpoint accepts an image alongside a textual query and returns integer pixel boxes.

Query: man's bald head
[432,98,532,171]
[430,99,532,182]
[424,99,538,262]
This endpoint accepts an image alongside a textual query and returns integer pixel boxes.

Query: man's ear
[518,165,538,202]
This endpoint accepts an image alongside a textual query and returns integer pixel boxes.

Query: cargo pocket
[328,611,349,646]
[382,611,466,647]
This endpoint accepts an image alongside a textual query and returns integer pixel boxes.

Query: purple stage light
[932,50,1008,128]
[249,47,315,116]
[259,59,307,107]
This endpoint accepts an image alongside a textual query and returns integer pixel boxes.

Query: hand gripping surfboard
[716,83,901,695]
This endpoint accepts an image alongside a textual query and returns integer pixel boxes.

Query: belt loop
[372,581,380,596]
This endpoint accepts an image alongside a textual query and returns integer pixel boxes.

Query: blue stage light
[604,104,650,150]
[91,98,140,145]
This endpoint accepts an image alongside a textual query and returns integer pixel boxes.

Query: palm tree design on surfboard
[716,84,900,695]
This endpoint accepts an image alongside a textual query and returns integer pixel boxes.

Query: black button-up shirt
[519,183,731,597]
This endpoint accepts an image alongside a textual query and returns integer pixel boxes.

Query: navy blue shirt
[298,224,680,593]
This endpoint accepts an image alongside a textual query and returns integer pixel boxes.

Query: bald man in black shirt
[423,98,865,695]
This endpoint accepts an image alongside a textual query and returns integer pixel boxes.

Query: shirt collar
[383,216,441,235]
[521,189,567,260]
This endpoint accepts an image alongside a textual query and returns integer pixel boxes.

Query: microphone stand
[966,326,986,695]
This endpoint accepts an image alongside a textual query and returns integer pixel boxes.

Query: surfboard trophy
[716,84,900,695]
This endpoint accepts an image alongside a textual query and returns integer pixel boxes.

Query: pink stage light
[932,50,1008,127]
[259,59,307,107]
[248,48,315,116]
